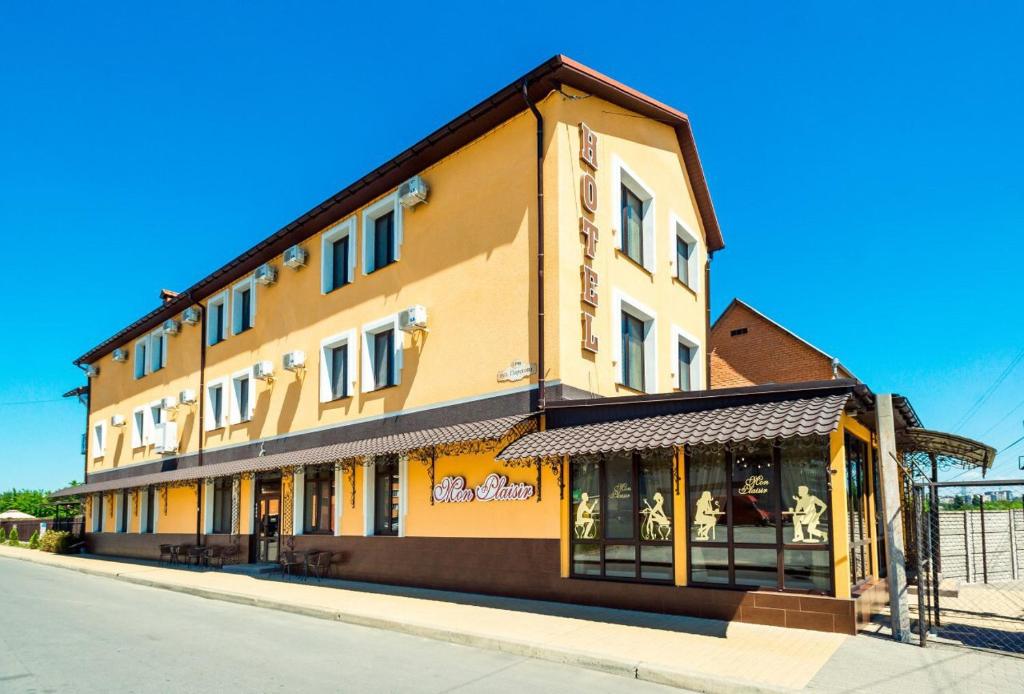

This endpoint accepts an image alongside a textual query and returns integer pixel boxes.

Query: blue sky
[1,2,1021,490]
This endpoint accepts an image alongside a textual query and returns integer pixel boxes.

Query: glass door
[255,475,281,563]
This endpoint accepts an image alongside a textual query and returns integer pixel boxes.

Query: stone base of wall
[85,532,249,562]
[85,533,857,634]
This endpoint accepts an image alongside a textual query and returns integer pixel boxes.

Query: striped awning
[52,414,533,498]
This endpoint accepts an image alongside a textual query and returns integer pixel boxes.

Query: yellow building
[55,56,967,635]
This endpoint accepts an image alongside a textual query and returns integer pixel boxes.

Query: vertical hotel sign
[579,123,599,353]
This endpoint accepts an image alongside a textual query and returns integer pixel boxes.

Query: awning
[897,427,996,477]
[496,394,850,461]
[52,414,533,498]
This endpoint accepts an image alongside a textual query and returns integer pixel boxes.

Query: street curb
[0,549,792,694]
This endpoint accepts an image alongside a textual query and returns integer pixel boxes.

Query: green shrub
[8,527,19,546]
[0,527,6,543]
[28,530,40,549]
[39,530,74,554]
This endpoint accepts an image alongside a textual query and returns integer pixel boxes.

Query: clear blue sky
[1,2,1021,490]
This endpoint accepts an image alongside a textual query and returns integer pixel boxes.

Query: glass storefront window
[784,549,831,592]
[780,439,830,545]
[731,442,777,544]
[690,546,729,584]
[571,457,601,541]
[734,547,778,587]
[687,446,727,543]
[605,453,635,539]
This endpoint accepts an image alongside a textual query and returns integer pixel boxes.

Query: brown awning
[897,427,996,475]
[496,394,849,461]
[51,414,533,498]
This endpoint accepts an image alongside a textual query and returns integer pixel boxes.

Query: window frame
[131,407,146,449]
[611,157,656,272]
[671,325,702,392]
[372,455,401,536]
[118,491,129,533]
[205,377,228,430]
[319,329,357,403]
[134,337,148,379]
[230,276,256,336]
[92,420,107,460]
[211,477,233,534]
[148,329,167,374]
[229,368,255,424]
[207,291,229,346]
[361,192,402,274]
[142,486,155,534]
[321,217,357,294]
[361,315,402,392]
[611,289,657,393]
[303,465,335,534]
[669,212,700,291]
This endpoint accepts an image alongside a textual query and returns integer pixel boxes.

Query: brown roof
[496,394,849,461]
[51,414,531,498]
[74,55,723,366]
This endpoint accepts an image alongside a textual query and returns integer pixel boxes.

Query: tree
[0,527,6,542]
[8,527,19,546]
[0,485,82,519]
[28,530,40,549]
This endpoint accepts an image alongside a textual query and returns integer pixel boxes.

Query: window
[134,339,148,379]
[231,277,255,335]
[211,478,232,534]
[846,432,871,586]
[670,214,699,290]
[614,290,656,393]
[119,492,129,533]
[373,456,400,535]
[570,449,674,582]
[148,402,163,445]
[142,486,155,534]
[686,437,833,594]
[92,421,106,459]
[362,193,402,274]
[678,342,693,391]
[205,378,227,430]
[672,326,701,392]
[207,292,228,346]
[319,330,356,403]
[95,493,104,532]
[131,408,145,448]
[149,330,166,374]
[230,370,254,424]
[612,158,655,271]
[303,465,335,534]
[362,316,402,392]
[321,218,356,294]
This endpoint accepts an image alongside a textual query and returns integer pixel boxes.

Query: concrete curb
[0,548,792,694]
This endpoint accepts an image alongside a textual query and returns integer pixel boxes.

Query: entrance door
[254,475,281,563]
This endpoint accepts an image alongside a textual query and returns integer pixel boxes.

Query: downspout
[192,297,207,547]
[522,81,546,413]
[704,251,714,389]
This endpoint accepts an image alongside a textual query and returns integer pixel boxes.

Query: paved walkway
[2,545,1022,692]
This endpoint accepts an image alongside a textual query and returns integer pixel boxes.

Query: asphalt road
[0,557,687,693]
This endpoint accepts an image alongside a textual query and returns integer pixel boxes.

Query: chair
[204,545,224,569]
[280,551,304,580]
[308,551,333,582]
[220,544,240,568]
[170,544,189,565]
[186,546,205,567]
[158,544,173,564]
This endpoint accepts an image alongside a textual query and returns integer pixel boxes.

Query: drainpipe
[704,251,714,389]
[192,297,207,547]
[522,81,546,413]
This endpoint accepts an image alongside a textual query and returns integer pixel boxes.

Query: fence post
[914,487,928,647]
[964,511,971,583]
[1011,506,1019,580]
[979,495,988,584]
[875,394,911,642]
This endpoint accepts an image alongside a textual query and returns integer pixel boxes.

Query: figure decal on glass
[640,492,672,540]
[786,485,828,543]
[693,490,724,541]
[574,492,598,539]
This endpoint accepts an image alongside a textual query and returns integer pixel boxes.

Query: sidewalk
[1,545,1021,692]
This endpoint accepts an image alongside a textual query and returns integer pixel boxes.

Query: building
[52,56,990,636]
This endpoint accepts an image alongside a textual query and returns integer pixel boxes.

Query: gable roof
[712,298,857,381]
[74,55,724,366]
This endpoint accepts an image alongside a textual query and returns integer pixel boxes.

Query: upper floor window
[672,327,701,392]
[131,408,145,448]
[205,378,227,430]
[321,218,356,294]
[133,329,167,379]
[678,342,693,391]
[613,158,655,272]
[230,369,254,424]
[362,193,402,274]
[621,312,646,391]
[362,316,402,392]
[671,215,699,290]
[319,330,356,403]
[92,420,107,460]
[231,277,255,335]
[613,290,657,394]
[134,339,147,379]
[207,292,228,346]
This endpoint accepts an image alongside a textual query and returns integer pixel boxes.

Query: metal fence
[912,480,1024,655]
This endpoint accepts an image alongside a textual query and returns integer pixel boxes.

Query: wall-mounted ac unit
[283,245,307,269]
[163,319,181,336]
[85,364,100,378]
[160,396,177,411]
[154,421,178,455]
[182,307,201,325]
[179,389,197,406]
[253,360,274,380]
[111,414,126,427]
[282,350,306,371]
[255,263,277,286]
[112,348,129,362]
[399,305,428,332]
[399,175,429,208]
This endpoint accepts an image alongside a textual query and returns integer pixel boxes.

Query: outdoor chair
[220,544,240,568]
[170,544,189,565]
[186,546,205,567]
[280,551,304,580]
[158,544,173,564]
[204,545,224,569]
[308,551,333,582]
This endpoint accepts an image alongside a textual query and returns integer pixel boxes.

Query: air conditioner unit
[179,388,197,406]
[160,396,177,411]
[85,364,100,378]
[112,348,129,363]
[154,421,179,455]
[163,319,181,336]
[399,305,428,332]
[253,360,274,380]
[283,245,307,269]
[398,175,429,208]
[255,263,277,286]
[182,306,201,325]
[282,350,306,371]
[111,414,126,428]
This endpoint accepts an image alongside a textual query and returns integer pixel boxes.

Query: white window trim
[207,291,229,346]
[91,494,101,532]
[151,489,159,533]
[114,491,125,533]
[671,324,703,392]
[205,377,228,431]
[398,454,408,538]
[612,288,658,393]
[669,212,701,292]
[361,456,406,537]
[333,466,343,537]
[362,458,374,537]
[229,367,256,425]
[134,337,148,379]
[361,314,403,392]
[131,407,146,449]
[145,399,164,446]
[231,276,257,336]
[611,155,656,272]
[319,329,358,403]
[321,217,357,294]
[361,192,403,274]
[92,420,107,460]
[293,468,305,536]
[138,489,148,535]
[203,479,215,534]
